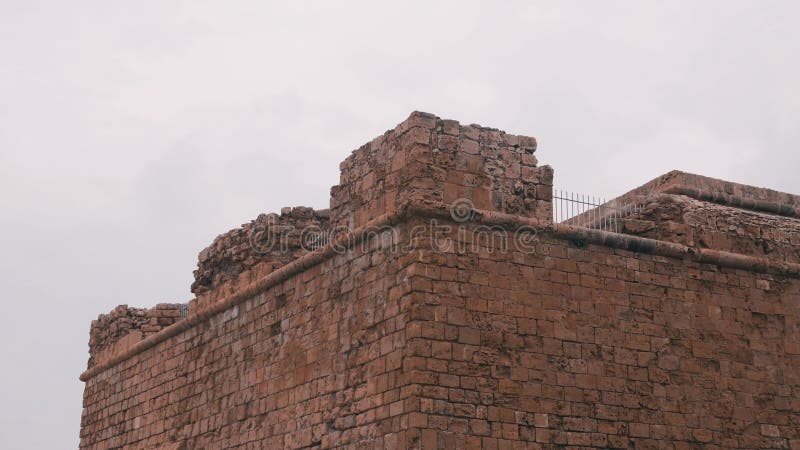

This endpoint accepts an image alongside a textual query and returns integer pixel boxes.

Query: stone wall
[401,216,800,449]
[81,224,418,449]
[80,112,800,449]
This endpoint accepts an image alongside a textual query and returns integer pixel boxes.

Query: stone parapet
[330,111,552,231]
[88,303,186,368]
[191,206,330,297]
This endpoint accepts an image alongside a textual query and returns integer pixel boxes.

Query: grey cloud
[1,1,799,448]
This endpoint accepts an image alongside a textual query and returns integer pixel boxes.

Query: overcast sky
[1,1,799,448]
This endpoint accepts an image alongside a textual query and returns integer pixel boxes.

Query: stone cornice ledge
[661,186,800,218]
[80,202,800,382]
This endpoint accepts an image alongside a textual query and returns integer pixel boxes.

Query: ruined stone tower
[80,112,800,449]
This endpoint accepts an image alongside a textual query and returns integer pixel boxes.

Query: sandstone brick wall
[81,225,419,449]
[80,112,800,449]
[401,216,800,449]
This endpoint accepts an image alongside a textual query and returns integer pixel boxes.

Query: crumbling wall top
[191,206,329,296]
[329,111,551,231]
[88,303,185,368]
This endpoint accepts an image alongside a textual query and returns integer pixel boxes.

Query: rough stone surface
[88,303,185,368]
[80,112,800,449]
[329,111,551,231]
[191,206,330,296]
[620,194,800,263]
[568,171,800,263]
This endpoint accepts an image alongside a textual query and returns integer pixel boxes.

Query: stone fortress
[80,112,800,449]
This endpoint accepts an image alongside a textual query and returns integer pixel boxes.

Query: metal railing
[553,189,642,233]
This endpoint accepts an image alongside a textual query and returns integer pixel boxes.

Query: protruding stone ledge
[660,185,800,218]
[567,171,800,263]
[80,201,800,382]
[80,206,408,382]
[624,170,800,217]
